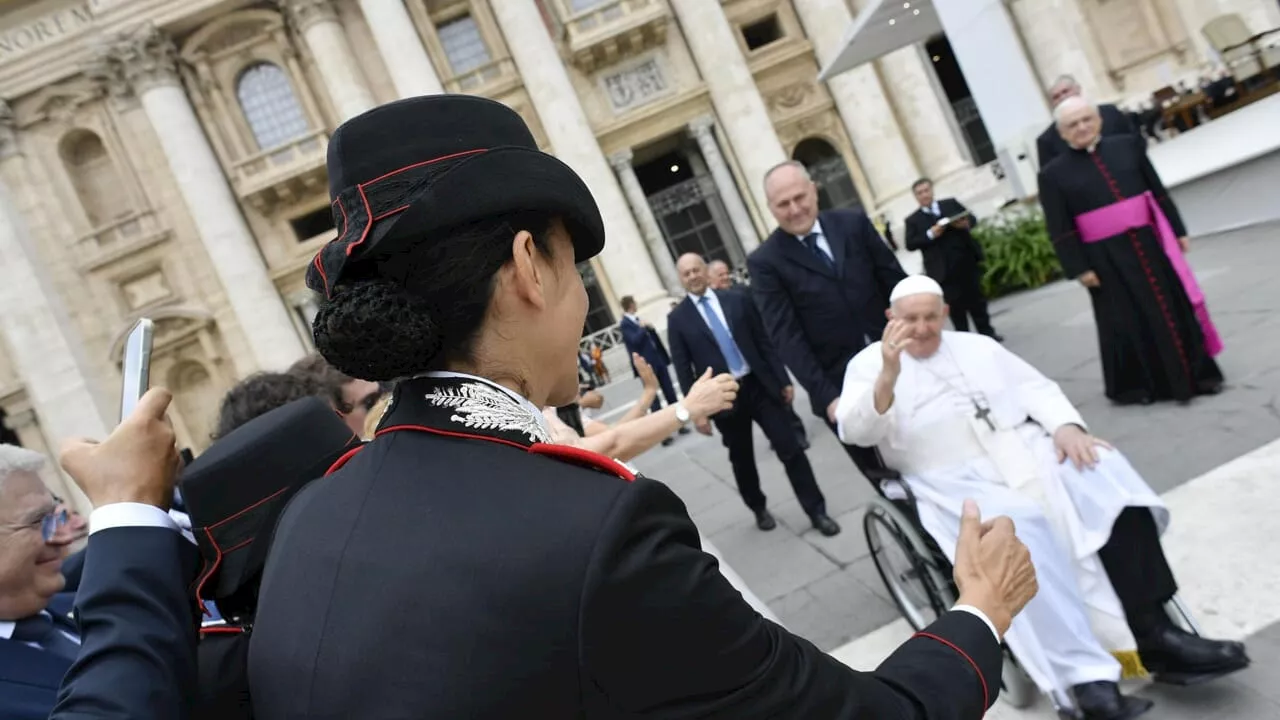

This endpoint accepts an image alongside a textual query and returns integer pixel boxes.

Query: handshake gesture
[952,499,1039,637]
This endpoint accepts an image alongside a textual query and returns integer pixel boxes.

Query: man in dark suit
[618,295,688,442]
[667,254,838,536]
[1036,75,1136,169]
[904,178,1001,339]
[749,160,906,476]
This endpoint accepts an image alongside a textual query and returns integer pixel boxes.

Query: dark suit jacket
[904,198,985,284]
[619,315,670,374]
[60,548,86,594]
[666,288,789,401]
[50,526,200,720]
[249,378,1002,719]
[747,209,907,416]
[1036,102,1135,170]
[0,594,76,720]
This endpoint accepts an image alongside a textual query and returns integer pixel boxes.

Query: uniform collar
[382,372,553,446]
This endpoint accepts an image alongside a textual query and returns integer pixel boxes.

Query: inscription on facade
[602,58,670,113]
[0,2,93,64]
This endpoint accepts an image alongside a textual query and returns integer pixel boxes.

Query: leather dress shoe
[754,510,777,531]
[810,514,841,537]
[677,426,691,435]
[1070,681,1153,720]
[1138,626,1250,684]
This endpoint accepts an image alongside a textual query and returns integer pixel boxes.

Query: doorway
[925,34,997,165]
[579,261,615,335]
[634,145,744,268]
[792,138,863,212]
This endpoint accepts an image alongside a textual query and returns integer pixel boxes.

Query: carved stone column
[667,0,787,224]
[608,150,681,296]
[793,0,920,202]
[357,0,443,98]
[490,0,669,311]
[280,0,377,120]
[0,106,110,467]
[876,48,969,178]
[689,115,760,254]
[89,25,306,372]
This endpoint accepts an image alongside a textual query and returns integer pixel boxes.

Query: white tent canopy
[817,0,943,81]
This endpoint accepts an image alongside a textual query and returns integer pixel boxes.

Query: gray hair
[763,160,811,192]
[1053,95,1097,125]
[1050,74,1078,91]
[0,444,46,491]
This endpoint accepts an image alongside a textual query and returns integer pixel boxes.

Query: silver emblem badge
[424,382,551,444]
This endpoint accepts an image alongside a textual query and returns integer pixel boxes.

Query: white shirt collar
[794,218,825,242]
[423,371,551,436]
[0,618,14,640]
[624,313,640,323]
[688,287,716,303]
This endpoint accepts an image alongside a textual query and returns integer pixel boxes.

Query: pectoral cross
[972,400,996,431]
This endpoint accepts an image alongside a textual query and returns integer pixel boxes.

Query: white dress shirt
[924,201,945,240]
[687,289,751,378]
[793,219,834,262]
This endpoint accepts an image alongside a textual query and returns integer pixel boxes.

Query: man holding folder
[904,178,1001,340]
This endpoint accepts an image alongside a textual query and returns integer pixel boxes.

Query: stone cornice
[0,98,17,160]
[85,23,180,99]
[276,0,338,34]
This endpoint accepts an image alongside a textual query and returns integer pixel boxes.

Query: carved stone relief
[601,56,673,113]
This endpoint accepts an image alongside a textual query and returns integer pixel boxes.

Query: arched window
[792,137,863,213]
[236,62,309,150]
[59,130,132,229]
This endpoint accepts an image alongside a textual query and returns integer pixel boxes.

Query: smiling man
[0,445,78,719]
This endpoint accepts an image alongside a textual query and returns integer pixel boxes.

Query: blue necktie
[11,612,80,660]
[699,297,748,376]
[803,233,835,270]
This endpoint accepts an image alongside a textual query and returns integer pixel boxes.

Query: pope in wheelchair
[835,276,1248,720]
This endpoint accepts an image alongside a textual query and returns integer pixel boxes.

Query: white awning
[817,0,944,81]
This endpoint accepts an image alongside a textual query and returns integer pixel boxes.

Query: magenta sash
[1073,191,1223,356]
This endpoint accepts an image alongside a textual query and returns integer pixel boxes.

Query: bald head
[676,253,711,295]
[764,161,820,236]
[1055,96,1102,150]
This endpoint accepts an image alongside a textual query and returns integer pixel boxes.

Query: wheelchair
[858,458,1204,718]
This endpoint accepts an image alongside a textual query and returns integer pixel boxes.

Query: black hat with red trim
[307,94,605,298]
[179,396,363,606]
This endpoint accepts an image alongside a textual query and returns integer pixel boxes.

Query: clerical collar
[383,372,553,446]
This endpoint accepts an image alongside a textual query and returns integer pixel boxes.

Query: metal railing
[231,129,327,195]
[444,57,517,93]
[565,0,656,35]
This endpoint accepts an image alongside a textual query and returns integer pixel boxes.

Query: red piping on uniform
[914,632,989,710]
[1088,152,1192,384]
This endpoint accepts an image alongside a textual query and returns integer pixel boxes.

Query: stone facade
[0,0,1275,503]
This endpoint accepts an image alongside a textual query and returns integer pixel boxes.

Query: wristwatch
[673,403,691,426]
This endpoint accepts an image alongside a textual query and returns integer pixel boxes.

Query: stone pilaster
[667,0,787,225]
[357,0,444,98]
[0,104,111,471]
[89,24,306,372]
[793,0,920,203]
[688,115,760,254]
[608,150,682,296]
[490,0,669,312]
[280,0,377,120]
[876,48,970,178]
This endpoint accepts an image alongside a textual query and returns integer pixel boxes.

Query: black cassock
[248,374,1003,720]
[1039,134,1223,403]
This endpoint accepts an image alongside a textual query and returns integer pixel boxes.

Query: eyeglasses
[40,509,68,542]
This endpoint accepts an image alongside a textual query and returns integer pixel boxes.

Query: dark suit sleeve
[743,293,789,393]
[667,314,696,396]
[904,212,932,252]
[1038,167,1089,279]
[1035,129,1054,170]
[747,254,842,410]
[1133,135,1187,237]
[581,479,1002,719]
[1106,104,1137,136]
[956,200,977,229]
[60,547,86,593]
[857,212,907,302]
[619,320,645,353]
[51,526,200,720]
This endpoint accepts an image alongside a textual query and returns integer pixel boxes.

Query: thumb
[700,367,713,381]
[133,387,174,422]
[957,499,982,555]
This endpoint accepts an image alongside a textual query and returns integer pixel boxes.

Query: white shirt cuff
[89,502,181,536]
[926,227,936,239]
[952,604,1001,643]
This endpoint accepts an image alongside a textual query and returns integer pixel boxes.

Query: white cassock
[835,331,1168,697]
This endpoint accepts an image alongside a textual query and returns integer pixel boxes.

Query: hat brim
[309,147,605,296]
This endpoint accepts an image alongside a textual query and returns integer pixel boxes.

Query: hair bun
[312,279,444,382]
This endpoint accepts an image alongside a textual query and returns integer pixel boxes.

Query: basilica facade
[0,0,1275,503]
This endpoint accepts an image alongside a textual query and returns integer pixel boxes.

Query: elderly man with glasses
[0,444,80,719]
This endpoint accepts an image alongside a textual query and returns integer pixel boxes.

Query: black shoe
[810,514,841,537]
[754,510,777,531]
[677,426,691,435]
[983,330,1005,343]
[661,437,675,447]
[1138,625,1250,684]
[1070,681,1153,720]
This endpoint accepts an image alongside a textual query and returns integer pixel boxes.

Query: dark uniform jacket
[904,198,985,285]
[249,374,1002,719]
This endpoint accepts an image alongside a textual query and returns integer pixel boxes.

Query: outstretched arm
[748,255,841,411]
[858,212,908,301]
[582,479,1003,719]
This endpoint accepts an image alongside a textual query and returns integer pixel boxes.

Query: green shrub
[973,207,1062,298]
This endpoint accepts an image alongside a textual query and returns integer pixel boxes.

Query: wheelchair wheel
[863,497,954,632]
[1000,648,1039,709]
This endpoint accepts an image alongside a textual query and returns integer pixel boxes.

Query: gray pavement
[604,221,1280,656]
